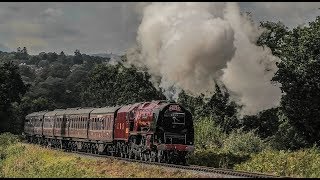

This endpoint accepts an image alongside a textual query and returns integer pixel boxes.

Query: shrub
[188,149,250,169]
[235,147,320,177]
[222,128,267,155]
[267,118,309,151]
[194,116,226,150]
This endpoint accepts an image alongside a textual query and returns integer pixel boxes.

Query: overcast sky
[0,2,319,55]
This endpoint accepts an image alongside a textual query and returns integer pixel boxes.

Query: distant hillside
[90,53,123,64]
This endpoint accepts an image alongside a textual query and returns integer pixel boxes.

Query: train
[23,100,194,165]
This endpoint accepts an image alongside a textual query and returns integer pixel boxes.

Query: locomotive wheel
[150,151,156,162]
[181,157,187,166]
[129,150,133,159]
[120,146,125,158]
[143,153,147,161]
[134,151,138,160]
[157,150,163,163]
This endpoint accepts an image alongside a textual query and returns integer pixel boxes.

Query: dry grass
[1,143,203,178]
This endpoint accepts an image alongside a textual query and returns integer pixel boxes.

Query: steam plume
[127,2,282,115]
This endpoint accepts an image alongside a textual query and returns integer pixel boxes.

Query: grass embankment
[0,133,200,178]
[2,132,320,178]
[187,117,320,178]
[235,148,320,178]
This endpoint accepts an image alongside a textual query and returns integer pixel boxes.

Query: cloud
[0,2,319,55]
[239,2,320,28]
[127,2,282,115]
[0,43,10,52]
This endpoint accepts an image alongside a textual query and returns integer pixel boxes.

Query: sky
[0,2,319,55]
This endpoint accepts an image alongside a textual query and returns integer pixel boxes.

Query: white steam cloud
[127,2,282,115]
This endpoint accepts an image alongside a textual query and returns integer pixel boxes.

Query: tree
[81,63,165,107]
[257,21,289,57]
[22,47,28,58]
[241,107,281,139]
[199,84,240,133]
[73,49,83,64]
[177,90,205,118]
[271,17,320,146]
[178,83,241,134]
[0,61,27,133]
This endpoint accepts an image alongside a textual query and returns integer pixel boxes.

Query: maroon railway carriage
[23,100,194,164]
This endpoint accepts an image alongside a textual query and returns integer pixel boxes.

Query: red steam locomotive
[23,100,194,164]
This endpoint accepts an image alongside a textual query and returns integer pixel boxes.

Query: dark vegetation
[1,16,320,177]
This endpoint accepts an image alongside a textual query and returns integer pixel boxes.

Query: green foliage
[0,132,21,177]
[0,132,20,152]
[192,117,265,168]
[235,147,320,178]
[81,63,165,107]
[0,61,27,111]
[267,112,309,150]
[222,128,267,155]
[0,141,197,178]
[257,21,289,56]
[241,108,281,139]
[188,149,250,169]
[0,61,27,133]
[73,49,83,64]
[267,17,320,146]
[177,90,205,117]
[194,117,226,150]
[178,83,240,134]
[1,144,103,178]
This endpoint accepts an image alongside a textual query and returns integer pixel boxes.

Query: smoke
[127,2,282,115]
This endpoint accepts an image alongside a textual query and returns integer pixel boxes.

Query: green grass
[235,147,320,178]
[0,141,202,178]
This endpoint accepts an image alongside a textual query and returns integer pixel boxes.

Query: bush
[0,132,20,159]
[0,132,21,177]
[188,149,250,169]
[194,117,226,150]
[235,147,320,177]
[267,116,309,151]
[222,128,267,155]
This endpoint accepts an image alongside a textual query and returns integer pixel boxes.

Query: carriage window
[71,118,73,128]
[105,117,108,130]
[82,117,84,129]
[107,117,110,130]
[83,117,85,129]
[81,117,83,129]
[77,117,79,129]
[97,118,100,130]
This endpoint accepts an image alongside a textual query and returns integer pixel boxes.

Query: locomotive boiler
[23,100,194,165]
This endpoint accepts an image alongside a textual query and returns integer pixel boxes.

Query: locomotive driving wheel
[157,150,163,163]
[150,151,157,162]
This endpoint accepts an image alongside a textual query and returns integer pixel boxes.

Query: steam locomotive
[23,100,194,165]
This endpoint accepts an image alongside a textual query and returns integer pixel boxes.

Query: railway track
[25,143,288,178]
